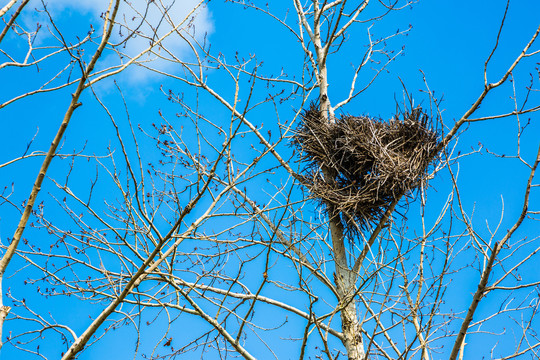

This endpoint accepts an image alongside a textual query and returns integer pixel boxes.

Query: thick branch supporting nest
[293,103,440,232]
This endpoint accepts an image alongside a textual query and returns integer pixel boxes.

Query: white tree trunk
[311,9,365,355]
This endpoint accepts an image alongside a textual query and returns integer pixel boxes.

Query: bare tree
[1,1,539,359]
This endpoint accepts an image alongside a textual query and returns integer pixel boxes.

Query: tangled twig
[293,103,440,235]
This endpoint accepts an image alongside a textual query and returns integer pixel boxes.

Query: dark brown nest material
[293,103,440,232]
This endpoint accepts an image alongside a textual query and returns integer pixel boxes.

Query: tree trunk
[314,16,365,355]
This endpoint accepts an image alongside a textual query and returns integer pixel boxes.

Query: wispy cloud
[30,0,213,84]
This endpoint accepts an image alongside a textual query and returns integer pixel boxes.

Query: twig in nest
[292,102,440,236]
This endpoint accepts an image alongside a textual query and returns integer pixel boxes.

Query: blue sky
[1,0,540,359]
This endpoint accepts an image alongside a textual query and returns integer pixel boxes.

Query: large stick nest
[293,103,440,232]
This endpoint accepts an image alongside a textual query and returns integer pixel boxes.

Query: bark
[313,11,365,357]
[329,203,364,359]
[0,0,17,17]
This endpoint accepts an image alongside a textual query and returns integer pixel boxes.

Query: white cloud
[48,0,112,15]
[30,0,213,84]
[117,0,214,83]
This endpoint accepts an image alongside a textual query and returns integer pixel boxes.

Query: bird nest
[293,103,440,233]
